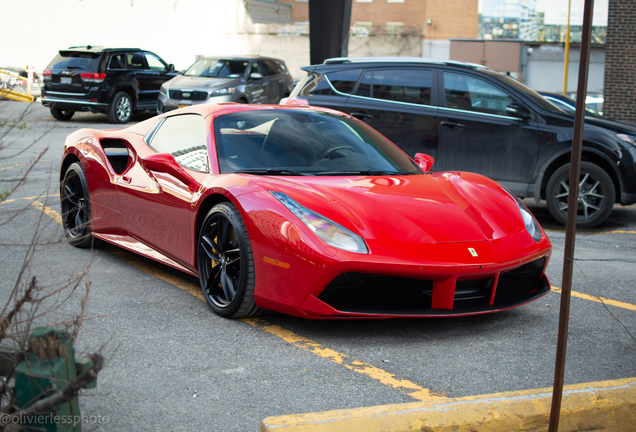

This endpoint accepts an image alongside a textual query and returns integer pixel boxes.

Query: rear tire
[546,162,615,228]
[60,162,100,248]
[108,91,132,124]
[50,107,74,121]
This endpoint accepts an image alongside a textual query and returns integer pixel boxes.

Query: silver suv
[158,55,294,113]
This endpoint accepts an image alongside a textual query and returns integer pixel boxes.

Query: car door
[115,114,208,265]
[244,61,268,104]
[126,52,174,110]
[343,67,439,159]
[435,70,540,193]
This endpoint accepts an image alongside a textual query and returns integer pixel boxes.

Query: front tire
[50,107,74,121]
[107,91,132,124]
[546,162,615,228]
[60,162,98,248]
[197,202,262,318]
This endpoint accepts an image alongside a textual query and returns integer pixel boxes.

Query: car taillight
[80,73,106,83]
[279,97,308,106]
[43,70,52,81]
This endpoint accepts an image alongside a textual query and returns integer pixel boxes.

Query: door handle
[121,176,132,184]
[351,112,374,120]
[440,121,465,129]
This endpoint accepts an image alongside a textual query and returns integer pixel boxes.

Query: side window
[263,60,281,76]
[355,69,432,105]
[326,69,362,94]
[301,73,336,96]
[443,72,515,116]
[145,52,166,72]
[249,62,264,78]
[126,52,148,70]
[108,54,125,70]
[148,114,209,172]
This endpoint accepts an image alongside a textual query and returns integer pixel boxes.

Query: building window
[356,0,373,3]
[387,0,405,2]
[353,21,372,37]
[386,22,404,37]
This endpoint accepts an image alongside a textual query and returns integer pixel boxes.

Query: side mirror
[414,153,435,173]
[249,72,263,80]
[168,63,175,72]
[506,102,532,120]
[140,153,195,185]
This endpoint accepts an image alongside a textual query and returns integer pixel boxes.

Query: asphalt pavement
[1,101,634,431]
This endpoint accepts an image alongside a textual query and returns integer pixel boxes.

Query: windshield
[184,59,249,78]
[214,110,422,176]
[49,51,102,71]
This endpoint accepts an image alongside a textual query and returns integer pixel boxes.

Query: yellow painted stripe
[596,229,636,235]
[30,200,62,225]
[551,286,636,311]
[244,317,446,402]
[1,194,60,205]
[0,163,25,171]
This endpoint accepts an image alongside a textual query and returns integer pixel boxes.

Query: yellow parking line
[0,163,25,171]
[244,318,446,402]
[551,286,636,311]
[30,200,62,225]
[1,194,59,205]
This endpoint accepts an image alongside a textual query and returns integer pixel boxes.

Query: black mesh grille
[495,258,546,302]
[169,90,208,101]
[318,273,433,313]
[100,139,129,175]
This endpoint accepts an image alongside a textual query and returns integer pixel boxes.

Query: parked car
[41,46,177,123]
[282,57,636,227]
[157,56,294,113]
[59,103,551,319]
[538,91,602,117]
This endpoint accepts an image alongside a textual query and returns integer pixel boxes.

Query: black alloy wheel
[197,202,261,318]
[60,162,98,248]
[546,162,615,228]
[108,91,132,124]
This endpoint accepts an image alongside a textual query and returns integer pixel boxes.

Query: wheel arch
[60,153,81,183]
[538,145,622,203]
[110,85,137,110]
[194,193,233,268]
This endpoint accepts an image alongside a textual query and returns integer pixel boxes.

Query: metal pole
[562,0,572,94]
[548,0,595,430]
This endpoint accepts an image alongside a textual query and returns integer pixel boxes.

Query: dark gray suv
[282,57,636,227]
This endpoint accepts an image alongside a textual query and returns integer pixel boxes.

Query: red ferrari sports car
[60,103,552,319]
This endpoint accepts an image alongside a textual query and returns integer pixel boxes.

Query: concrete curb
[261,377,636,431]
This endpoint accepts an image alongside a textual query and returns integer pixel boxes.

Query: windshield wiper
[315,170,406,176]
[233,169,307,176]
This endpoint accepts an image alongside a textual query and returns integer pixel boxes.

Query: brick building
[280,0,478,40]
[602,0,636,123]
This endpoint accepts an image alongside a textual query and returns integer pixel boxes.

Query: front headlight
[504,190,542,242]
[211,87,236,96]
[270,191,368,254]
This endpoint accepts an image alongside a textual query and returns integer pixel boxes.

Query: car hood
[258,173,526,244]
[164,75,238,90]
[584,116,636,135]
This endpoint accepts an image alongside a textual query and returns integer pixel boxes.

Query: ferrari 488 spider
[60,103,552,319]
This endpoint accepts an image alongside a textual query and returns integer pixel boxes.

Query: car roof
[200,55,284,62]
[322,56,487,69]
[62,46,143,53]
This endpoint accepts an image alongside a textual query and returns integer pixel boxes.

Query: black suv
[282,57,636,227]
[41,46,177,124]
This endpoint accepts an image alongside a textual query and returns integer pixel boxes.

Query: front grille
[494,258,546,302]
[168,90,208,101]
[317,273,433,313]
[316,257,548,315]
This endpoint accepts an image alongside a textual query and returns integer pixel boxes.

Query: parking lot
[1,100,635,431]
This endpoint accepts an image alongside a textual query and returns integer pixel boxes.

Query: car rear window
[48,51,102,71]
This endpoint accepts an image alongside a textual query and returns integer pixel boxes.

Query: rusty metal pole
[548,0,595,430]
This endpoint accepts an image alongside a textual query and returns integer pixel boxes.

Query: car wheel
[546,162,615,228]
[108,91,132,124]
[60,162,99,248]
[197,202,262,318]
[50,107,74,121]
